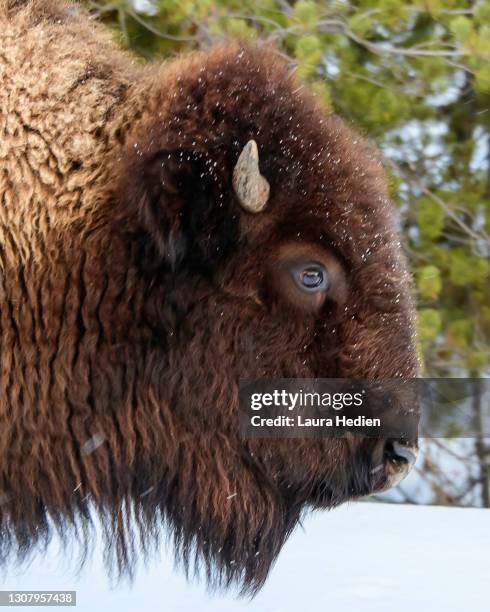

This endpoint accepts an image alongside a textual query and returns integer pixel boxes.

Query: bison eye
[293,263,329,293]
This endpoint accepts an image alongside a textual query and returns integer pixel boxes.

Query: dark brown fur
[0,0,419,593]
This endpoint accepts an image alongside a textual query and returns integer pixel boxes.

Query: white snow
[2,502,488,611]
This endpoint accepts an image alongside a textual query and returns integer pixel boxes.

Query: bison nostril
[384,439,418,468]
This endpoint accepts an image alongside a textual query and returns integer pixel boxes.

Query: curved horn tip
[243,139,259,161]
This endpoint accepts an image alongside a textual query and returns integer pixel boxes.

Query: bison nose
[384,439,418,469]
[371,439,419,492]
[384,440,419,467]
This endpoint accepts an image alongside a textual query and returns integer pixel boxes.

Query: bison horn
[232,140,270,213]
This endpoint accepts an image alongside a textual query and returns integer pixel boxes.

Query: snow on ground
[2,502,488,611]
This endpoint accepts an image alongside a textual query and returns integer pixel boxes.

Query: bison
[0,0,419,593]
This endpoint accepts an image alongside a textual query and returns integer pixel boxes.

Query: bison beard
[0,0,419,594]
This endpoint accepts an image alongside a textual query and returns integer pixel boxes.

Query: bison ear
[116,149,200,270]
[116,147,238,273]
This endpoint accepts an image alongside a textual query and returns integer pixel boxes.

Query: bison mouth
[308,437,418,508]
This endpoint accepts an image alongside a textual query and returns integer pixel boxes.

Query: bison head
[103,44,420,591]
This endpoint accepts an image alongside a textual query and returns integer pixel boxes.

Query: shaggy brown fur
[0,0,419,593]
